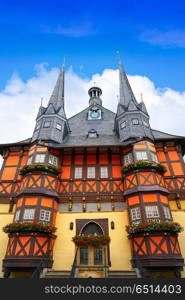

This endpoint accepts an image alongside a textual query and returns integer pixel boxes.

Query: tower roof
[47,63,66,117]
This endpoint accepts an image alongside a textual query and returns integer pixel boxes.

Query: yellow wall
[53,211,132,271]
[172,211,185,278]
[1,206,185,277]
[0,205,13,278]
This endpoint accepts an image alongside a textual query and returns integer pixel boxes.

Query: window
[74,167,82,179]
[163,206,171,220]
[135,151,148,160]
[88,129,98,138]
[15,210,20,222]
[49,154,58,166]
[56,123,62,131]
[120,121,126,129]
[132,119,139,125]
[23,209,35,220]
[27,157,32,165]
[143,120,149,127]
[43,121,51,128]
[145,206,159,218]
[151,152,158,162]
[124,153,133,165]
[80,248,88,265]
[87,167,95,178]
[131,207,141,221]
[100,167,108,178]
[35,154,45,163]
[40,210,51,222]
[35,122,41,131]
[94,248,103,265]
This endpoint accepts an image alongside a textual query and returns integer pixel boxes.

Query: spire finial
[41,97,43,106]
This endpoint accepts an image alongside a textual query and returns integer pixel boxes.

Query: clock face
[90,111,99,118]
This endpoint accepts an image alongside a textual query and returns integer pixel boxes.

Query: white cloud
[0,63,185,149]
[140,29,185,48]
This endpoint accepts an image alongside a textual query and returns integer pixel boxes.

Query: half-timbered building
[0,59,185,278]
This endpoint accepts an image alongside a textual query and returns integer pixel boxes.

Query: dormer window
[132,119,139,125]
[120,121,126,129]
[87,129,98,138]
[43,121,51,128]
[56,123,62,131]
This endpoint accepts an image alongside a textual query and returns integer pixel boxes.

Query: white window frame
[124,153,133,165]
[120,121,126,129]
[56,123,62,131]
[74,167,83,179]
[131,207,141,221]
[132,119,139,125]
[145,206,159,218]
[87,167,95,178]
[27,157,32,165]
[35,154,45,163]
[40,209,51,222]
[15,210,20,222]
[23,209,35,220]
[49,154,58,166]
[135,151,148,160]
[100,167,108,178]
[163,206,171,220]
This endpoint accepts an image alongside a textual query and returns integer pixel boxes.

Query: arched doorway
[74,221,109,278]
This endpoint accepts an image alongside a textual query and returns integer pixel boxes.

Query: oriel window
[135,151,148,160]
[40,209,51,222]
[23,209,35,220]
[35,154,45,163]
[15,210,20,222]
[131,207,141,221]
[49,154,58,166]
[163,206,171,220]
[145,206,159,218]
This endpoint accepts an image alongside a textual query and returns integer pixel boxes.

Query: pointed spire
[139,93,149,115]
[48,58,66,115]
[116,51,138,113]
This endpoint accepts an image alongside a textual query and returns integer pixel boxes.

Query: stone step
[43,269,137,278]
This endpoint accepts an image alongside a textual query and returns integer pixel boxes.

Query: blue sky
[0,0,185,91]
